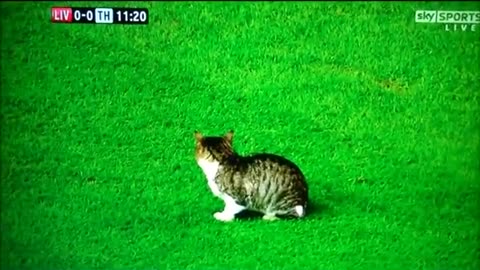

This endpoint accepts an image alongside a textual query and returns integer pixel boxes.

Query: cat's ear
[224,130,234,143]
[194,131,203,142]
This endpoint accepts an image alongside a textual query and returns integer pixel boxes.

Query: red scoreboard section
[51,7,148,25]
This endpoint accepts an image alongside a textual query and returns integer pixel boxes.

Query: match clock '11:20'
[115,8,148,24]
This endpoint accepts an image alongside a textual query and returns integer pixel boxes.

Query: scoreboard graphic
[51,7,148,25]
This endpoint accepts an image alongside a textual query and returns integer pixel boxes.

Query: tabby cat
[194,130,308,222]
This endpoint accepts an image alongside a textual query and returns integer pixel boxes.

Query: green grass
[1,1,480,269]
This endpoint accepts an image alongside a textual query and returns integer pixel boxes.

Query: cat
[194,130,309,222]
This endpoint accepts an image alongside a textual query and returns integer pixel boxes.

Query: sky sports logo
[415,10,479,32]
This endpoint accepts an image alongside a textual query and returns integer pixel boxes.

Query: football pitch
[1,1,479,269]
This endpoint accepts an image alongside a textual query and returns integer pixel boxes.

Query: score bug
[51,7,148,25]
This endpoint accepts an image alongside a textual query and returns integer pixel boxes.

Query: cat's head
[194,130,235,163]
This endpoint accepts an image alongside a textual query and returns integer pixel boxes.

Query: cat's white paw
[214,211,235,222]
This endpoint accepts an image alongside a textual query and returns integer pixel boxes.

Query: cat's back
[225,152,306,181]
[242,153,303,170]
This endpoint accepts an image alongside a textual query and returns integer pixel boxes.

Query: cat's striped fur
[194,130,308,222]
